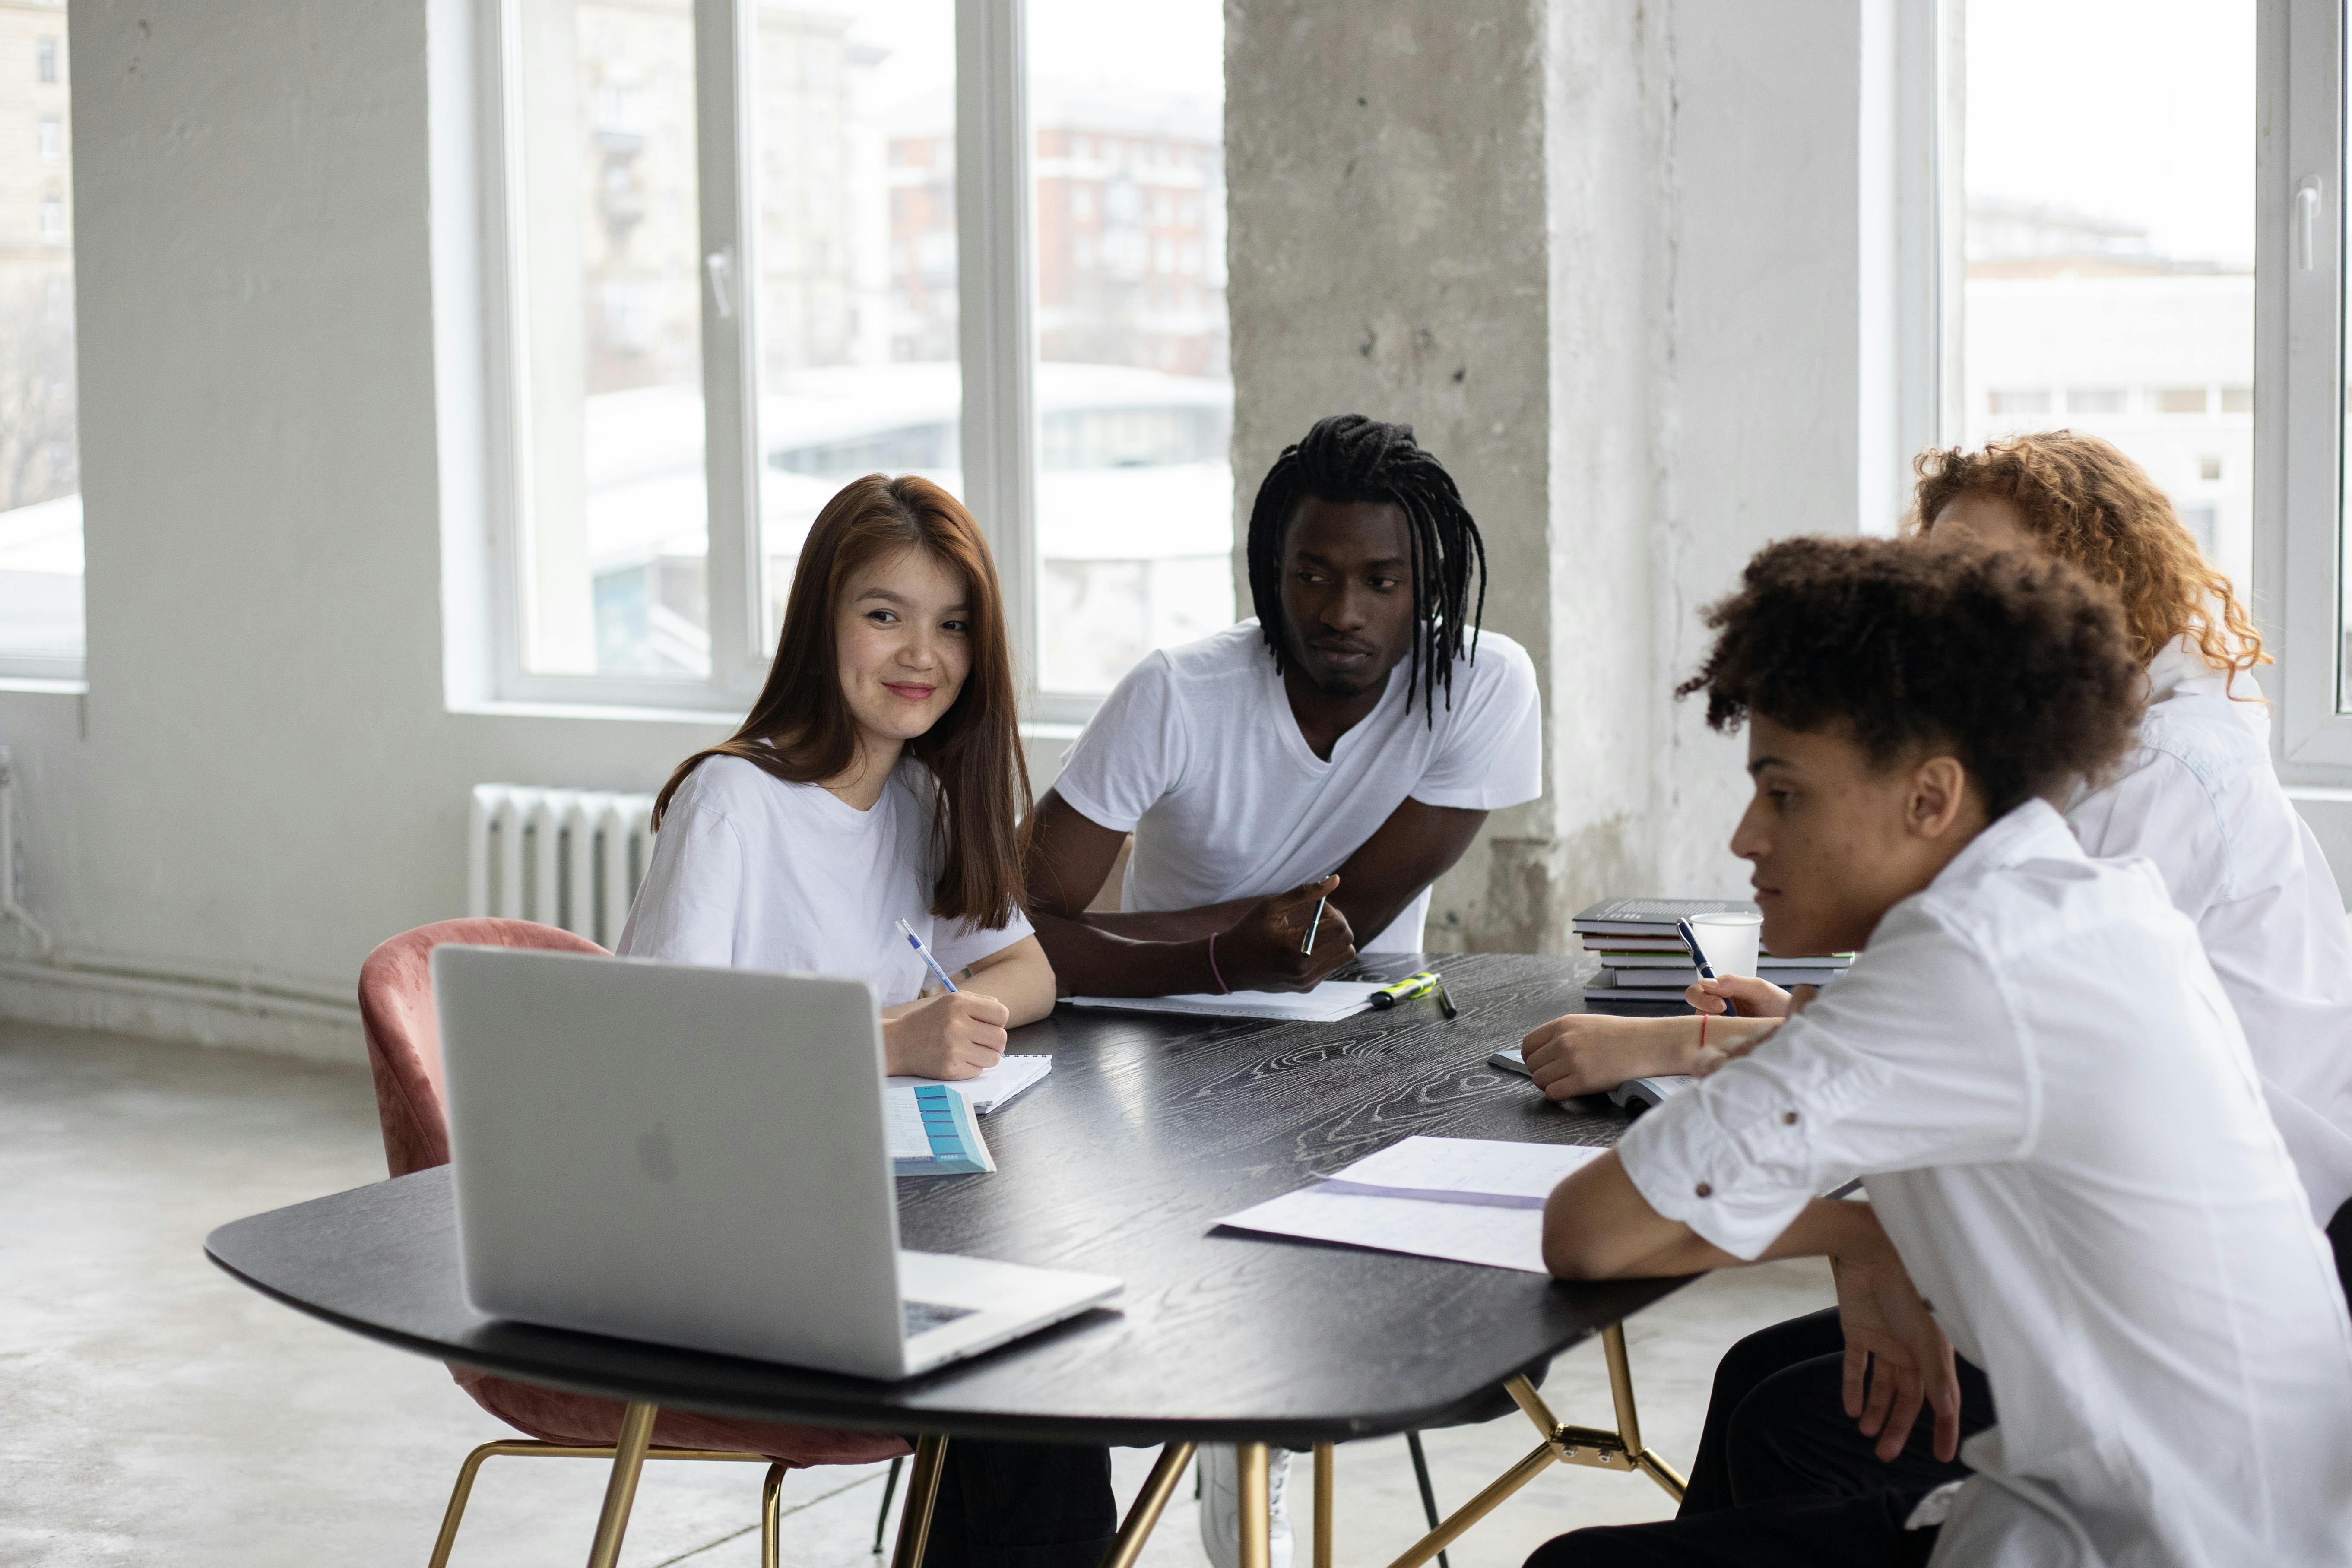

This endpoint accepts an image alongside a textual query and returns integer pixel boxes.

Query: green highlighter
[1367,969,1457,1020]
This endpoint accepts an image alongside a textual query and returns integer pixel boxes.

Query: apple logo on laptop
[636,1122,679,1184]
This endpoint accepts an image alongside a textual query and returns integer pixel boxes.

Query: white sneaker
[1197,1444,1293,1568]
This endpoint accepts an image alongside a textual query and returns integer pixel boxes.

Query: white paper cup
[1687,911,1762,979]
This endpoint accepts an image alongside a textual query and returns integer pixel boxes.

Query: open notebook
[1062,981,1384,1024]
[887,1054,1052,1116]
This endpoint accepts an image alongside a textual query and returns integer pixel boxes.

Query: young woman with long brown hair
[619,474,1052,1077]
[617,475,1115,1568]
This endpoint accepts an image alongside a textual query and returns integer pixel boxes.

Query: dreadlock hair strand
[1244,413,1489,725]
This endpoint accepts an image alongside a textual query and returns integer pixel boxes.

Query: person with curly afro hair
[1524,536,2352,1568]
[1540,434,2352,1568]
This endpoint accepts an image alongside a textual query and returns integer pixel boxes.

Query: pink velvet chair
[359,919,910,1568]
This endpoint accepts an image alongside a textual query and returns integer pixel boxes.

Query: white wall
[0,0,736,1059]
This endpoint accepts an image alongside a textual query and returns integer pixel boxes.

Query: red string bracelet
[1699,1011,1709,1052]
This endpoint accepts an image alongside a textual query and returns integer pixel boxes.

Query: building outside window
[0,2,77,679]
[489,0,1230,711]
[1956,0,2253,599]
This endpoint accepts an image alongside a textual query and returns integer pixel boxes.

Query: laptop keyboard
[903,1299,978,1338]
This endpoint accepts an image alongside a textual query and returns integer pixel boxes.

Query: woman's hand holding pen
[882,989,1010,1080]
[1214,875,1357,992]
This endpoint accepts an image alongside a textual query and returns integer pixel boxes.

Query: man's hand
[1212,876,1357,992]
[1519,1014,1695,1099]
[1689,983,1819,1079]
[882,989,1010,1080]
[1685,973,1794,1018]
[1829,1213,1961,1463]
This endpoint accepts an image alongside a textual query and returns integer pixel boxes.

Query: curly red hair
[1909,431,2266,683]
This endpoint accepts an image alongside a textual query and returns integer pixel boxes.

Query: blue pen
[1675,917,1741,1018]
[896,918,960,994]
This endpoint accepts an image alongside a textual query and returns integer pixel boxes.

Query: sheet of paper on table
[1062,980,1384,1023]
[1214,1137,1607,1273]
[886,1053,1051,1116]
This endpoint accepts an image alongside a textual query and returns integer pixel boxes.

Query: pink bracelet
[1206,932,1231,994]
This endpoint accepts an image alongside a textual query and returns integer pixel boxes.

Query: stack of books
[1574,897,1852,1017]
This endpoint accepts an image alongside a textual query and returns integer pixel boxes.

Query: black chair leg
[1405,1431,1451,1568]
[873,1455,905,1553]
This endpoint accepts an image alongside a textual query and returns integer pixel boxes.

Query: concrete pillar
[1226,0,1676,953]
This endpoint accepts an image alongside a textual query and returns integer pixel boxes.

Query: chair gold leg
[421,1434,776,1568]
[761,1462,787,1568]
[1601,1324,1687,1501]
[889,1434,950,1568]
[1096,1441,1198,1568]
[426,1441,506,1568]
[583,1400,659,1568]
[1312,1443,1334,1568]
[1235,1443,1272,1568]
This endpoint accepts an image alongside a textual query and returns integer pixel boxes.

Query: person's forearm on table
[1028,908,1223,996]
[1543,1150,1879,1279]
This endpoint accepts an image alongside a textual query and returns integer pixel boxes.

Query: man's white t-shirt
[1620,801,2352,1568]
[616,754,1034,1005]
[2065,638,2352,1221]
[1050,621,1543,953]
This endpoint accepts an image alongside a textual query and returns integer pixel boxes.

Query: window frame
[2256,0,2352,775]
[473,0,1112,722]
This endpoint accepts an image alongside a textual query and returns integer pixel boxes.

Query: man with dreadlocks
[1023,412,1539,1568]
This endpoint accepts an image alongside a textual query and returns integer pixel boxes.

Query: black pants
[1526,1486,1940,1568]
[1525,1310,1995,1567]
[919,1439,1116,1568]
[1525,1199,2352,1567]
[1680,1307,1996,1513]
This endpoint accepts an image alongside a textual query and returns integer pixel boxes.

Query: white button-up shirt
[2067,639,2352,1221]
[1620,801,2352,1568]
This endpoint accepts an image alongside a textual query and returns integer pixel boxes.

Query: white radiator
[466,785,657,948]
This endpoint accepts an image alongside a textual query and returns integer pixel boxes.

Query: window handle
[705,246,735,320]
[2298,176,2323,271]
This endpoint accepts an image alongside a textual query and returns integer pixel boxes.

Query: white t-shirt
[2064,639,2352,1222]
[616,754,1034,1006]
[1050,620,1543,953]
[1620,801,2352,1568]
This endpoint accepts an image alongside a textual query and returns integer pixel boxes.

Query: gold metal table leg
[1602,1324,1688,1501]
[1380,1332,1695,1568]
[1312,1443,1334,1568]
[1096,1441,1198,1568]
[1379,1438,1559,1568]
[889,1434,950,1568]
[583,1400,659,1568]
[1235,1442,1272,1568]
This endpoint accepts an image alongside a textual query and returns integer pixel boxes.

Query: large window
[0,4,78,682]
[1955,0,2254,599]
[482,0,1231,715]
[1026,0,1230,694]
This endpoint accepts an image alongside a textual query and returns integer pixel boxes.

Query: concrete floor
[0,1023,1833,1568]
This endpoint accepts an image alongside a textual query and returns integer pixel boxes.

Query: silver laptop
[432,944,1120,1380]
